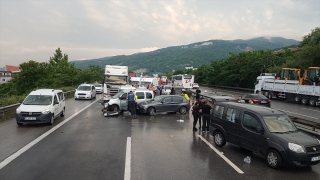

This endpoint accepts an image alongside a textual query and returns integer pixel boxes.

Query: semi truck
[102,65,135,102]
[254,73,320,106]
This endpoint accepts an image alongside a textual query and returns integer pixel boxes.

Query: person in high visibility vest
[182,91,190,101]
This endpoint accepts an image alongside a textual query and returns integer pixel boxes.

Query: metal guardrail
[0,90,75,120]
[199,84,254,92]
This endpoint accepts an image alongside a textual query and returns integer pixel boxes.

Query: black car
[138,95,190,115]
[209,102,320,169]
[242,94,271,107]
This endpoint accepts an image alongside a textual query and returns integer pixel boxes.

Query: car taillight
[188,101,190,105]
[253,99,260,103]
[268,99,271,103]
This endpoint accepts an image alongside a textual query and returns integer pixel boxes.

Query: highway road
[0,93,320,180]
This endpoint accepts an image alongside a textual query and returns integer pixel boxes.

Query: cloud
[1,0,319,67]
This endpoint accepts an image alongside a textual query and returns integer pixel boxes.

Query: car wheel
[294,95,301,103]
[49,115,54,125]
[213,131,226,147]
[309,97,317,106]
[179,106,187,114]
[17,122,23,126]
[90,95,93,100]
[60,108,65,117]
[266,150,283,169]
[112,105,119,112]
[301,96,309,105]
[75,98,77,100]
[147,107,155,116]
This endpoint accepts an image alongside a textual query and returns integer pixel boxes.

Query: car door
[157,97,172,112]
[120,93,128,110]
[171,96,183,112]
[240,112,268,154]
[53,94,60,118]
[135,92,145,104]
[222,107,242,145]
[92,85,96,97]
[57,92,65,112]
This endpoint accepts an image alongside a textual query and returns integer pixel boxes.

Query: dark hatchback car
[210,102,320,169]
[138,95,190,115]
[242,94,271,107]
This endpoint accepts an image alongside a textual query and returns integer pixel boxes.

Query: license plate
[261,100,267,103]
[25,117,36,120]
[311,156,320,162]
[79,96,85,98]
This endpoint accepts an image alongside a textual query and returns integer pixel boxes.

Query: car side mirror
[54,101,59,105]
[256,126,264,134]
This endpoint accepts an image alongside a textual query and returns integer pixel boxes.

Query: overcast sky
[0,0,319,67]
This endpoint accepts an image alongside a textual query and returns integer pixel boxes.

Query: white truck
[172,74,195,89]
[103,65,135,102]
[254,73,320,106]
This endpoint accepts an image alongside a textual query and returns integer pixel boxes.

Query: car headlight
[317,139,320,144]
[42,109,50,114]
[87,92,91,95]
[16,108,21,113]
[288,143,305,153]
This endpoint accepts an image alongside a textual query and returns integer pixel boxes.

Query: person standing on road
[200,100,212,132]
[127,91,137,119]
[192,102,200,131]
[196,88,201,101]
[198,97,205,129]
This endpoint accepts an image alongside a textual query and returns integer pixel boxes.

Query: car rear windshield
[23,95,53,105]
[94,84,102,87]
[262,115,297,133]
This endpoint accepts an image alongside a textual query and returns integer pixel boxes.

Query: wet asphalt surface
[0,91,320,180]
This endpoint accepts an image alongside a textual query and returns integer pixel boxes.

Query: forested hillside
[71,37,299,72]
[187,27,320,89]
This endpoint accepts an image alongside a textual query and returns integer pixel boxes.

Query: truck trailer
[254,73,320,106]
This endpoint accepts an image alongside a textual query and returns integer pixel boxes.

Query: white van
[16,89,66,126]
[75,84,97,100]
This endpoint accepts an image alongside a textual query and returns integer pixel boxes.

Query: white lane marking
[302,108,320,113]
[124,137,131,180]
[0,99,99,170]
[198,135,244,174]
[278,109,318,119]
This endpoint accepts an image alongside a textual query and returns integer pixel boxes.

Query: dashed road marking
[302,108,320,113]
[124,137,131,180]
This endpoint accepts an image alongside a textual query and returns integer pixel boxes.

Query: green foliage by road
[0,48,104,107]
[188,27,320,89]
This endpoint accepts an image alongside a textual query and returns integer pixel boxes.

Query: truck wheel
[268,91,273,99]
[111,105,119,112]
[301,96,309,105]
[266,150,283,169]
[294,95,301,103]
[147,107,155,116]
[309,97,317,106]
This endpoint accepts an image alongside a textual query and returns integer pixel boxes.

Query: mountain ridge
[71,37,299,72]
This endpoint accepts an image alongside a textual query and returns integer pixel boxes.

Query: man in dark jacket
[192,102,200,131]
[196,88,201,101]
[200,100,212,132]
[198,97,205,129]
